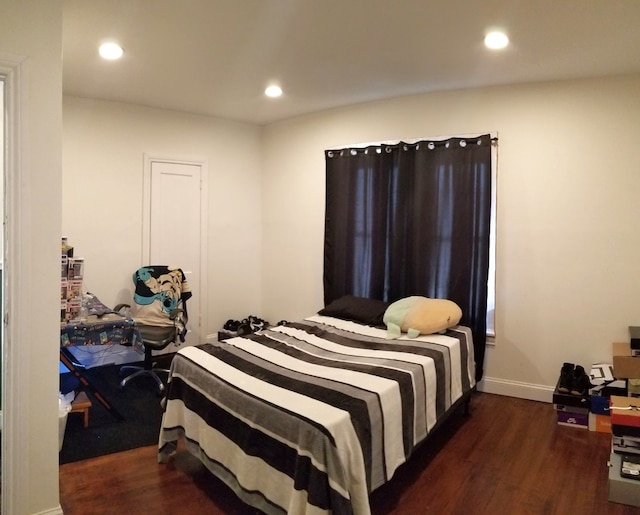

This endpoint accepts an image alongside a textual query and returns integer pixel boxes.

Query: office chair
[116,265,192,394]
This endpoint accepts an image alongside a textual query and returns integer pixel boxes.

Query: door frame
[141,153,208,345]
[1,54,31,514]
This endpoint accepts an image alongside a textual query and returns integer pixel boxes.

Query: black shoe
[237,323,253,336]
[570,365,592,396]
[558,362,574,393]
[248,315,268,331]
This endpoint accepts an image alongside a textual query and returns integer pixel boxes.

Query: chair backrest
[130,265,192,342]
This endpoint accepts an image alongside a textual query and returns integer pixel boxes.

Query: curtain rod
[329,132,498,151]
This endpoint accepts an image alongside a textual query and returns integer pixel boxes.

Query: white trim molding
[1,51,31,515]
[32,507,63,515]
[477,376,554,404]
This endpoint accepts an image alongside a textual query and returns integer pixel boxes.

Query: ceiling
[63,0,640,126]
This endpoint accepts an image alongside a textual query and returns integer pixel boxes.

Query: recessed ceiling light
[484,31,509,50]
[99,42,124,60]
[265,85,283,98]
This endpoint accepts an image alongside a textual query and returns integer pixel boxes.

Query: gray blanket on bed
[158,316,475,515]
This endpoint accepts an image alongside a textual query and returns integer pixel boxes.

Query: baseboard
[32,506,63,515]
[477,375,554,403]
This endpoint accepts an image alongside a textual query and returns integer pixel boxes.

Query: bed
[158,314,476,514]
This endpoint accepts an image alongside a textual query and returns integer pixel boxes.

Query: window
[324,134,496,380]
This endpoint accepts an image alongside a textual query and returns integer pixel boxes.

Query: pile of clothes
[222,315,270,338]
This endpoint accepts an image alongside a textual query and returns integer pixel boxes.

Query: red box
[611,396,640,429]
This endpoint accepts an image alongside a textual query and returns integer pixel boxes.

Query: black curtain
[324,135,493,380]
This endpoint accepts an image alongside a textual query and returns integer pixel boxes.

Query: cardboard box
[552,392,590,409]
[67,279,83,301]
[611,396,640,428]
[591,380,627,415]
[67,257,84,280]
[613,342,640,379]
[555,404,589,415]
[614,425,640,438]
[591,395,610,415]
[552,378,590,409]
[598,380,627,398]
[621,454,640,480]
[590,363,615,386]
[630,327,640,350]
[613,434,640,454]
[630,379,640,397]
[553,389,591,411]
[557,410,588,428]
[61,254,68,278]
[66,299,81,322]
[610,452,640,507]
[589,412,612,433]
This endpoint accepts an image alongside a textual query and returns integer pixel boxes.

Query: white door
[144,156,207,348]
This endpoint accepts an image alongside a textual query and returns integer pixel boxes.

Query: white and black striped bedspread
[158,315,475,515]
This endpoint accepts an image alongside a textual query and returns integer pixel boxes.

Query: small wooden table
[70,391,92,428]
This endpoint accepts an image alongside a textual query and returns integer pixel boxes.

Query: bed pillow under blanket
[318,295,389,326]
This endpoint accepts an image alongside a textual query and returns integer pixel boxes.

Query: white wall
[63,97,264,339]
[261,74,640,401]
[0,1,63,513]
[3,5,631,513]
[0,80,3,264]
[63,75,640,404]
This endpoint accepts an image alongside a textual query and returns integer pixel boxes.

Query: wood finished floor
[59,392,640,514]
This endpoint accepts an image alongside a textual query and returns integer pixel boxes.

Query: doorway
[142,155,208,349]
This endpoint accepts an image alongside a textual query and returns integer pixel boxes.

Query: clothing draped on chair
[119,265,193,392]
[324,135,493,380]
[131,265,192,341]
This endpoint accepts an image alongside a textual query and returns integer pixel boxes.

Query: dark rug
[59,356,174,464]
